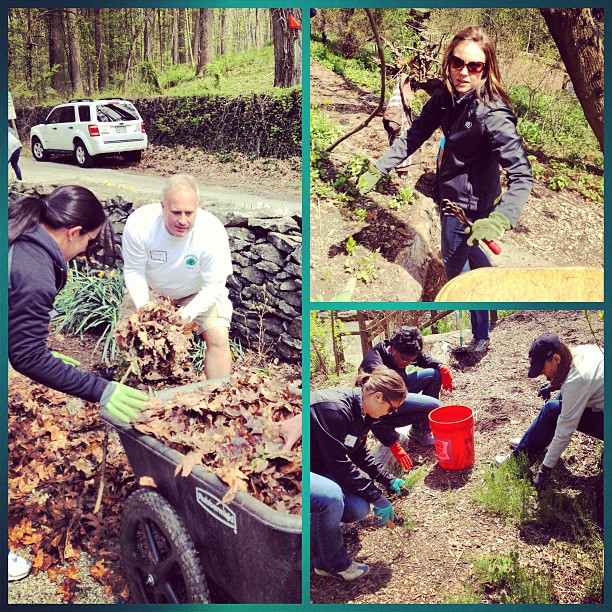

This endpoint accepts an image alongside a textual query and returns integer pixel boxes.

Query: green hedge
[17,89,301,159]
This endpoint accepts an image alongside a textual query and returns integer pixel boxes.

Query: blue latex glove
[373,496,394,525]
[390,478,405,496]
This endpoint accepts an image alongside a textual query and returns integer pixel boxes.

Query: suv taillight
[88,124,100,137]
[141,122,146,133]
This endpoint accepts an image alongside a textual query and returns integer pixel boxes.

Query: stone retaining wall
[10,186,302,363]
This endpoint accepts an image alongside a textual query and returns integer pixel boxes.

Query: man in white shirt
[121,174,233,378]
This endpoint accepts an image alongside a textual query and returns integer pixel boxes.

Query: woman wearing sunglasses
[8,186,149,580]
[358,26,533,295]
[311,366,407,582]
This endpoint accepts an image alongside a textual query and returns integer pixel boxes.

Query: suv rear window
[95,102,140,123]
[78,105,91,122]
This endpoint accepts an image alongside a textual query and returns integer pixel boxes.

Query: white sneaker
[408,425,435,446]
[8,550,31,582]
[473,339,490,352]
[314,560,370,581]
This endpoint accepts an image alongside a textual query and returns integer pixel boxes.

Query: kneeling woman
[499,333,603,489]
[310,367,407,582]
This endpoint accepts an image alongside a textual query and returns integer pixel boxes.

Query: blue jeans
[440,208,490,340]
[9,147,22,181]
[310,472,370,572]
[370,368,441,446]
[515,393,604,462]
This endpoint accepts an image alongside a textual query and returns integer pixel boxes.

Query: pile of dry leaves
[114,297,196,381]
[8,372,132,602]
[135,366,302,514]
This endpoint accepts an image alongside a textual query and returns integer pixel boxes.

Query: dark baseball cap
[527,333,562,378]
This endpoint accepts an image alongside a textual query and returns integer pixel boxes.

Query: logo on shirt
[465,121,473,129]
[184,254,198,269]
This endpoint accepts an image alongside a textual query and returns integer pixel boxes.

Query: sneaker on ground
[495,453,513,466]
[408,425,435,446]
[509,437,522,450]
[474,339,490,352]
[314,560,370,582]
[8,550,31,582]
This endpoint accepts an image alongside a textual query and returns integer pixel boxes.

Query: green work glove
[357,165,384,195]
[51,351,81,367]
[101,383,149,424]
[465,211,511,246]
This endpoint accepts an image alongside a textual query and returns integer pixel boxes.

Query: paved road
[18,158,302,217]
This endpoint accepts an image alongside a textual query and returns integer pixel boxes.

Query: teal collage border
[2,1,609,611]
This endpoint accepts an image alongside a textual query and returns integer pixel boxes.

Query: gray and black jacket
[311,387,394,504]
[374,87,533,226]
[9,225,110,403]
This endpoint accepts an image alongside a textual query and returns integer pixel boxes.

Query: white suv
[30,98,147,168]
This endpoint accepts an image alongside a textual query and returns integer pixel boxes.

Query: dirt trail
[311,309,603,604]
[310,61,603,301]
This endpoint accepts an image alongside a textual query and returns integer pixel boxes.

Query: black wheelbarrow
[102,380,302,604]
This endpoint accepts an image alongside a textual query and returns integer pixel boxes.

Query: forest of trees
[8,8,302,104]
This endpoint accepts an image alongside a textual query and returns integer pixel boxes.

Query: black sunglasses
[383,396,401,413]
[450,55,486,74]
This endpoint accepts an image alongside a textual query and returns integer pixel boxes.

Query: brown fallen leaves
[134,365,302,514]
[114,297,196,381]
[8,372,131,602]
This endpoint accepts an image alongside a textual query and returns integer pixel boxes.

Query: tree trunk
[196,8,214,77]
[48,8,67,94]
[94,8,107,90]
[540,8,603,151]
[144,8,154,62]
[219,9,226,55]
[178,8,187,64]
[65,8,83,96]
[270,8,302,87]
[191,8,199,67]
[171,9,179,64]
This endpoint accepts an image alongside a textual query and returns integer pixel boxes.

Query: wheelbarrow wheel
[120,488,210,604]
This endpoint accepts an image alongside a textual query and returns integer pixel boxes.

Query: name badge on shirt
[150,250,167,262]
[344,434,358,448]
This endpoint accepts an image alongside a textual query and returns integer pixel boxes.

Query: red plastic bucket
[428,405,475,470]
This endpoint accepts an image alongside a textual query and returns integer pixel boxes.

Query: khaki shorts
[120,291,232,335]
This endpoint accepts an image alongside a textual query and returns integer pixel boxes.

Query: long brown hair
[441,25,511,107]
[549,341,574,388]
[355,366,407,404]
[8,185,117,266]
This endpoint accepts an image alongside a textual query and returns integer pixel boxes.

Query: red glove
[390,442,412,470]
[439,364,453,392]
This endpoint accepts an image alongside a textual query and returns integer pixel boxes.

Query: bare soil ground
[310,309,603,604]
[310,61,604,301]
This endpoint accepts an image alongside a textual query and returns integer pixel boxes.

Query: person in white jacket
[497,333,603,489]
[121,174,233,378]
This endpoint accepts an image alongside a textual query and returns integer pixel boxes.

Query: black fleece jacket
[360,340,441,389]
[311,387,394,504]
[9,226,110,402]
[374,87,533,226]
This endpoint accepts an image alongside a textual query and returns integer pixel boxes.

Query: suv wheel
[74,140,94,168]
[32,137,50,162]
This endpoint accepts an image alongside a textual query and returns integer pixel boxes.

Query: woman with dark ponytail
[8,186,150,581]
[310,367,407,582]
[8,184,149,416]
